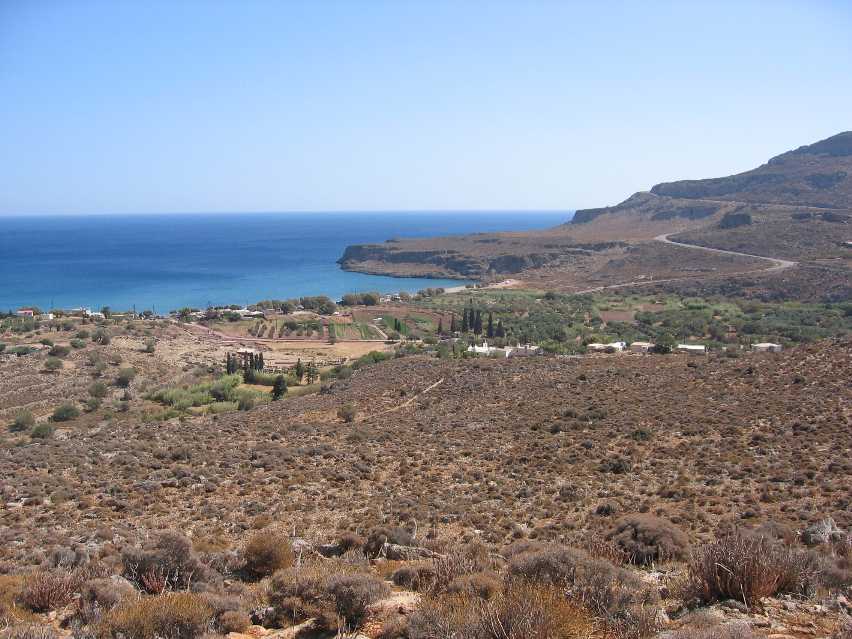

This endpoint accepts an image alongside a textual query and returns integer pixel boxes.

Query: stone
[382,542,444,560]
[801,517,844,546]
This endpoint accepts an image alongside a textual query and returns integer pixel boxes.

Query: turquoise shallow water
[0,211,570,312]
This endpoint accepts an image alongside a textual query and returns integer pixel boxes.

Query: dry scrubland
[2,336,851,638]
[2,132,851,638]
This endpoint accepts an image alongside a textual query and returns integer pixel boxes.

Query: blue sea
[0,211,570,313]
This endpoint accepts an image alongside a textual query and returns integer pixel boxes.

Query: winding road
[572,234,798,295]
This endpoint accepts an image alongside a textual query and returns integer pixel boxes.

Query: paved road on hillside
[654,233,797,271]
[571,234,798,295]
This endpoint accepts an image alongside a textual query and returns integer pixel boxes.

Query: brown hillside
[339,133,852,290]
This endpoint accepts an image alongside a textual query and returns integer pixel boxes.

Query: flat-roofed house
[753,342,783,353]
[630,341,653,353]
[677,344,707,355]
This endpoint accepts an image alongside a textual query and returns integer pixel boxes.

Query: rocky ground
[1,335,850,637]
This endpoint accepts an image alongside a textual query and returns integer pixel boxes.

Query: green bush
[85,397,102,412]
[11,411,35,432]
[338,403,357,423]
[0,342,6,353]
[116,367,136,387]
[40,338,54,347]
[43,357,63,372]
[48,344,71,357]
[70,338,87,349]
[31,423,56,439]
[52,403,80,422]
[89,382,108,398]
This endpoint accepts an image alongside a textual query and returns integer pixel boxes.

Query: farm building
[588,341,625,353]
[508,344,542,357]
[753,342,783,353]
[677,344,707,355]
[467,340,510,358]
[16,308,35,317]
[629,341,653,353]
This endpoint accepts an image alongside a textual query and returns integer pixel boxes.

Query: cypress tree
[243,365,256,384]
[450,314,457,333]
[496,320,505,338]
[294,358,305,381]
[437,319,443,336]
[461,309,469,333]
[272,375,287,400]
[487,313,494,338]
[474,310,483,335]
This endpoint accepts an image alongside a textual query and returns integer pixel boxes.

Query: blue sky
[1,0,850,215]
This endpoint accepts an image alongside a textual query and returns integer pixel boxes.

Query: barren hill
[339,133,852,295]
[3,339,850,565]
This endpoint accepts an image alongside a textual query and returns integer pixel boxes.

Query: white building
[467,340,510,358]
[587,341,625,353]
[753,342,782,353]
[508,344,542,357]
[677,344,707,355]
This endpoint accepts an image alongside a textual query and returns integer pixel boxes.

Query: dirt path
[177,320,389,345]
[361,377,445,421]
[656,233,797,271]
[570,234,797,295]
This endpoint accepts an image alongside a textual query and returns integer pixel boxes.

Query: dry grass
[409,581,601,639]
[95,592,212,639]
[19,571,75,613]
[242,530,294,578]
[681,533,817,606]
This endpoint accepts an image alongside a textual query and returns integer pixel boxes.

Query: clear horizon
[1,1,851,216]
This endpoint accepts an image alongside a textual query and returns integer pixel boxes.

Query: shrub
[92,329,111,345]
[121,531,205,592]
[665,622,757,639]
[364,527,414,557]
[2,626,60,639]
[78,577,136,624]
[606,514,690,564]
[31,423,55,439]
[392,564,437,592]
[116,367,136,388]
[20,570,75,612]
[10,411,34,432]
[70,338,87,348]
[338,402,357,423]
[682,533,817,606]
[85,397,102,412]
[326,573,390,626]
[52,403,80,422]
[446,571,502,600]
[89,382,109,398]
[218,609,250,633]
[266,563,337,626]
[409,581,598,639]
[432,540,492,592]
[243,531,294,578]
[48,344,70,357]
[43,357,63,372]
[507,543,660,635]
[143,340,156,353]
[95,592,212,639]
